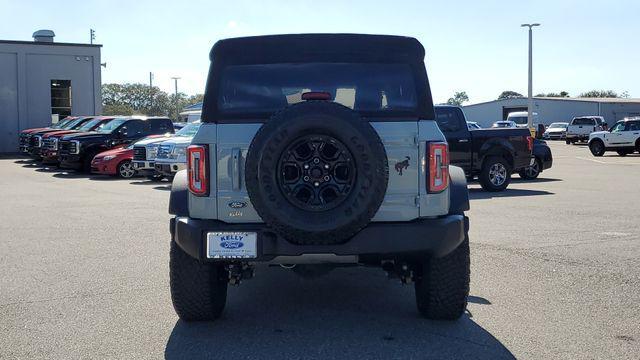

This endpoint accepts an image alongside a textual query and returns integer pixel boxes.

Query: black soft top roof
[203,34,434,122]
[210,34,425,64]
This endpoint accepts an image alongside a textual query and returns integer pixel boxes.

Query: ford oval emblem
[220,241,244,249]
[228,201,247,209]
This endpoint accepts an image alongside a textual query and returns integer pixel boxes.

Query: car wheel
[478,156,511,191]
[589,140,605,157]
[414,229,470,320]
[169,240,228,321]
[518,158,541,180]
[82,151,98,173]
[616,150,629,157]
[565,139,571,145]
[117,160,136,178]
[245,101,388,245]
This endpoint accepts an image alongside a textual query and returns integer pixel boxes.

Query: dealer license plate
[207,232,257,259]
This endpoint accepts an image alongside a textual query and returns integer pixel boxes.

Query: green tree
[498,91,523,100]
[446,91,469,106]
[535,91,569,97]
[102,103,135,116]
[101,83,204,119]
[579,90,619,98]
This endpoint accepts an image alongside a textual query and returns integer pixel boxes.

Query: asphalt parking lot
[1,141,639,359]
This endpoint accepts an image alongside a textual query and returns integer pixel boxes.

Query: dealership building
[0,30,102,153]
[462,97,640,128]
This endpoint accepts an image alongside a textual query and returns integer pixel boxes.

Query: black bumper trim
[171,215,468,262]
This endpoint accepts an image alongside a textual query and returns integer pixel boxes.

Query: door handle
[458,139,469,143]
[231,148,241,191]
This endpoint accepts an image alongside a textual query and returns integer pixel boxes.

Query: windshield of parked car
[548,123,567,129]
[64,118,88,129]
[508,116,528,125]
[95,118,127,134]
[175,122,201,137]
[52,118,72,129]
[218,63,417,114]
[610,122,625,132]
[77,119,104,131]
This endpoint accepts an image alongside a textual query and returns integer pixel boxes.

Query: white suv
[588,118,640,156]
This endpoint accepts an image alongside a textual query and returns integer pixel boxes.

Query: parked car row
[18,115,200,179]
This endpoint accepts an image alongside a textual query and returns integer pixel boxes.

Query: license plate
[207,232,257,259]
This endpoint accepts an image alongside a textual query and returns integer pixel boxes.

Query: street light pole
[521,23,540,129]
[171,76,181,121]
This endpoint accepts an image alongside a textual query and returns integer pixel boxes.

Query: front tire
[589,140,605,157]
[414,232,470,320]
[478,156,511,191]
[169,240,228,321]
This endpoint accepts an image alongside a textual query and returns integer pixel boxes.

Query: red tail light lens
[428,142,449,193]
[187,145,208,196]
[526,136,534,152]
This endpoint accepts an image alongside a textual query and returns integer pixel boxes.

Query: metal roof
[0,39,101,48]
[464,96,640,107]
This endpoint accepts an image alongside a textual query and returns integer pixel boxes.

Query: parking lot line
[575,156,606,164]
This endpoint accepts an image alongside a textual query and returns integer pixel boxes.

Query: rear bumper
[566,134,589,140]
[171,215,468,262]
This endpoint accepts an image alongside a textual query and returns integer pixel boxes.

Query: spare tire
[245,101,388,245]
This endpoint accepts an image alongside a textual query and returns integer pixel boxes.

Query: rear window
[434,107,463,132]
[572,118,595,125]
[218,63,417,114]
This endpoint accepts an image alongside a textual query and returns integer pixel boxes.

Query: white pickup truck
[566,116,606,144]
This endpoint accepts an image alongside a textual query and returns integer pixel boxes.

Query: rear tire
[478,156,511,191]
[518,158,541,180]
[589,140,605,157]
[169,240,228,321]
[414,232,470,320]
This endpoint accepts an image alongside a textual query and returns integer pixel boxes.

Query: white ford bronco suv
[168,34,471,321]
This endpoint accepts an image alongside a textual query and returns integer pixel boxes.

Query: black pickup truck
[59,116,174,172]
[434,105,533,191]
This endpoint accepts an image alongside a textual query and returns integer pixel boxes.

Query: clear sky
[2,0,639,104]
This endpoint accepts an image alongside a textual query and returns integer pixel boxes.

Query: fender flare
[449,165,470,214]
[169,170,189,216]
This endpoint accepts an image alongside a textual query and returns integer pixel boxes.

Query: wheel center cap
[310,167,323,179]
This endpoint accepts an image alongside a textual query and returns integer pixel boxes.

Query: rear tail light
[428,142,449,193]
[526,136,534,152]
[187,145,208,196]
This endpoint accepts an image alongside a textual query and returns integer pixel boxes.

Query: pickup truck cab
[169,34,471,322]
[435,105,533,191]
[566,116,605,144]
[588,118,640,156]
[59,116,174,172]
